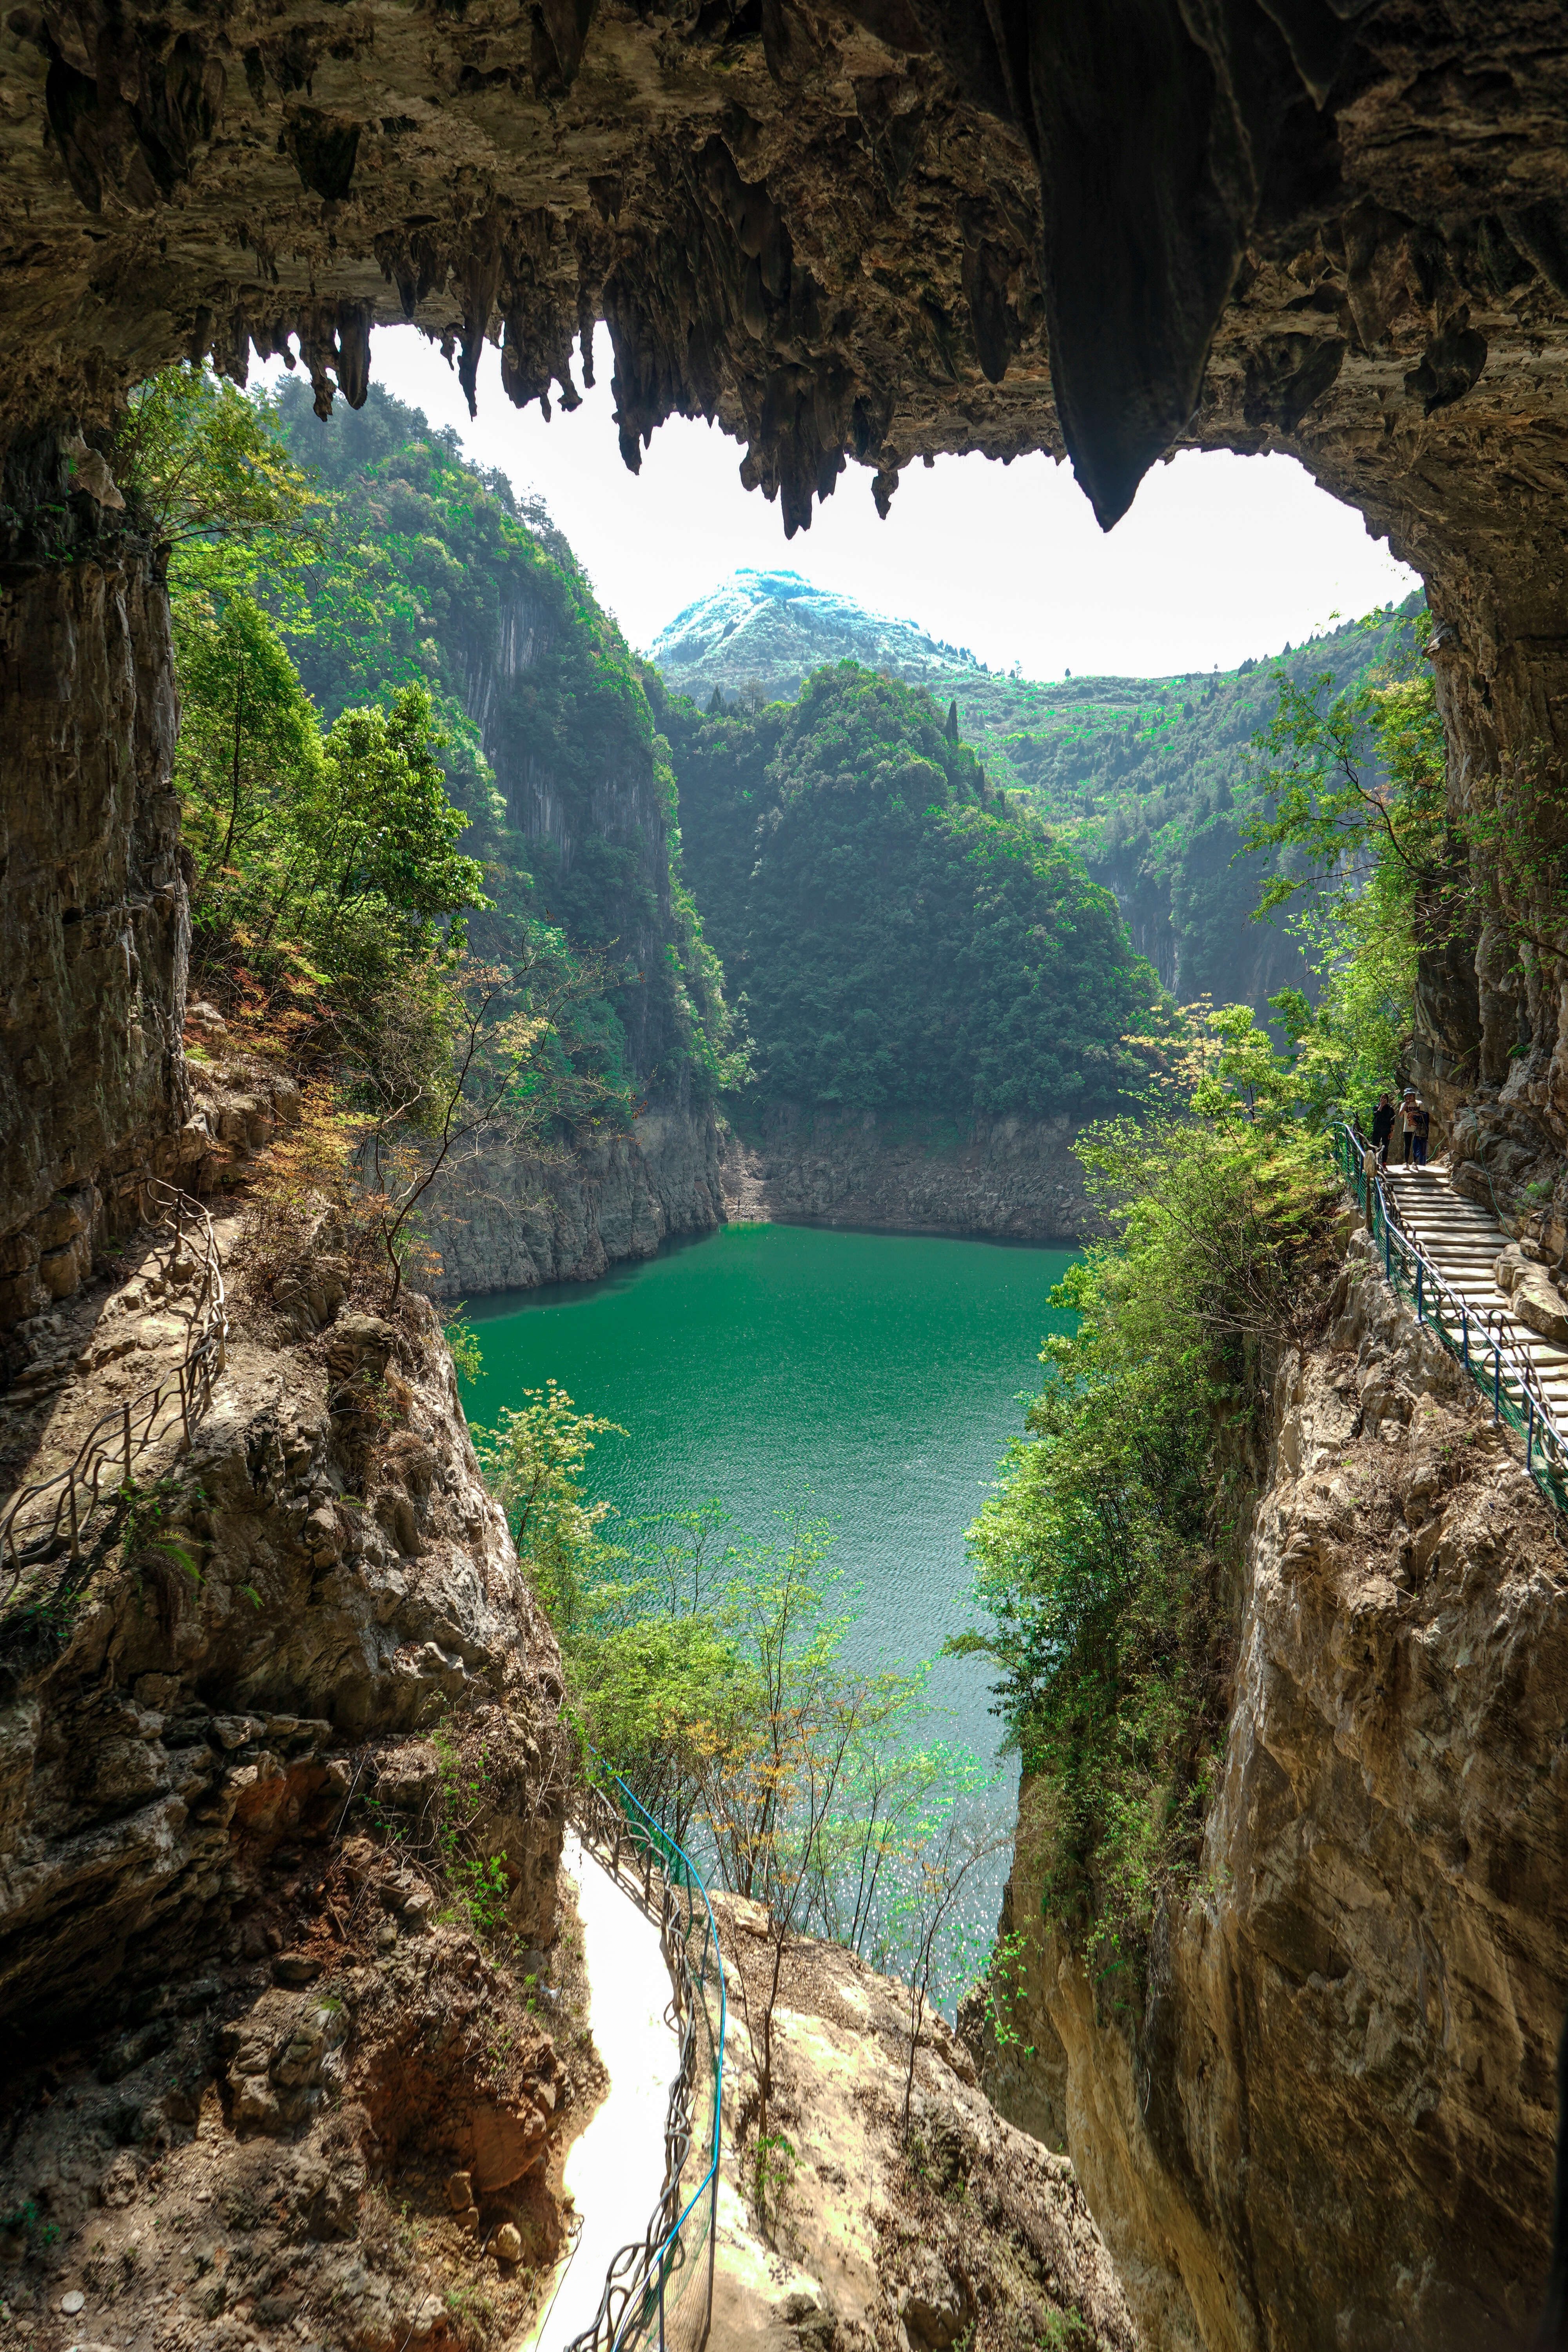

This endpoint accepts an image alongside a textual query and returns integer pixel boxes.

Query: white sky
[266,325,1421,682]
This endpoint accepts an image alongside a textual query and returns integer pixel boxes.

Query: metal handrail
[0,1183,229,1592]
[1330,1123,1568,1510]
[567,1758,726,2352]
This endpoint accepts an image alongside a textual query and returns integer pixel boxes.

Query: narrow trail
[1384,1161,1568,1428]
[517,1829,679,2352]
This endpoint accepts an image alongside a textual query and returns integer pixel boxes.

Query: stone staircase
[1383,1162,1568,1437]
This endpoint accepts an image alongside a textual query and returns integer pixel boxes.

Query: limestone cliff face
[426,1107,726,1299]
[0,1219,566,2042]
[706,1892,1137,2352]
[720,1105,1097,1245]
[0,441,189,1328]
[975,1228,1568,2351]
[420,570,730,1299]
[463,576,687,1090]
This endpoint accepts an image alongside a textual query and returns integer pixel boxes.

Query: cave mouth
[300,320,1422,689]
[3,8,1568,2341]
[5,0,1566,1379]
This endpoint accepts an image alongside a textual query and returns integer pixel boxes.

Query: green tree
[296,686,489,948]
[1239,626,1446,1113]
[473,1381,628,1639]
[958,1073,1336,2007]
[117,365,327,566]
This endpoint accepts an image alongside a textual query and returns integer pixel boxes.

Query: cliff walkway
[517,1772,725,2352]
[1335,1131,1568,1508]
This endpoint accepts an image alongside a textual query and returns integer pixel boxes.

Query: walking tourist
[1400,1088,1421,1166]
[1370,1093,1396,1169]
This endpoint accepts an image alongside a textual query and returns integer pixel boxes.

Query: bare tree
[352,942,617,1306]
[890,1800,1009,2140]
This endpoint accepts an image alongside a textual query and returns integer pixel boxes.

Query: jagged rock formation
[969,1225,1568,2350]
[707,1892,1136,2352]
[649,570,983,708]
[0,1178,581,2349]
[0,1205,568,2037]
[719,1105,1097,1244]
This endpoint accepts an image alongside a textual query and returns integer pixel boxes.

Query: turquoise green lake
[460,1222,1078,1779]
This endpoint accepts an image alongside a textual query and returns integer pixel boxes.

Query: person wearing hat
[1399,1088,1425,1166]
[1412,1095,1430,1165]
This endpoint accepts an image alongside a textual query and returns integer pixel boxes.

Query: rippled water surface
[460,1221,1077,1778]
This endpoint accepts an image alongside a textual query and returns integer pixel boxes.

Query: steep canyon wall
[719,1105,1096,1244]
[0,443,189,1330]
[430,570,729,1298]
[973,1230,1568,2350]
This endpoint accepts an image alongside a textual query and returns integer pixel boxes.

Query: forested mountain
[657,664,1154,1123]
[954,599,1425,1006]
[270,392,1159,1142]
[650,580,1425,1020]
[267,388,1406,1151]
[649,570,984,708]
[272,382,737,1112]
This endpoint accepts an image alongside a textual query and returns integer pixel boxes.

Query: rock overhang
[0,0,1564,590]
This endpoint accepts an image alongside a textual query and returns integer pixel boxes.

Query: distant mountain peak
[647,571,984,707]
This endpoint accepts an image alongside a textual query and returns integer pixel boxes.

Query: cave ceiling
[3,0,1568,660]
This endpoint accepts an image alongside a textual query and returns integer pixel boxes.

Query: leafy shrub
[960,1094,1339,2007]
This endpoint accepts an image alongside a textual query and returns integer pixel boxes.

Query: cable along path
[519,1777,724,2352]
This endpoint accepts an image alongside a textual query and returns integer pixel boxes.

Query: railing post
[1362,1147,1375,1234]
[1415,1260,1423,1323]
[122,1401,133,1485]
[1461,1306,1469,1371]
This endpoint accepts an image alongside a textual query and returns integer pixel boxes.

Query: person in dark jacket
[1370,1093,1396,1168]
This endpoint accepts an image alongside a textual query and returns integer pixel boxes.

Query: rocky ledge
[707,1893,1134,2352]
[0,1184,582,2350]
[421,1105,726,1303]
[971,1222,1568,2351]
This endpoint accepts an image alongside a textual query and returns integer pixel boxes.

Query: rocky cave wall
[970,1230,1568,2352]
[0,444,190,1327]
